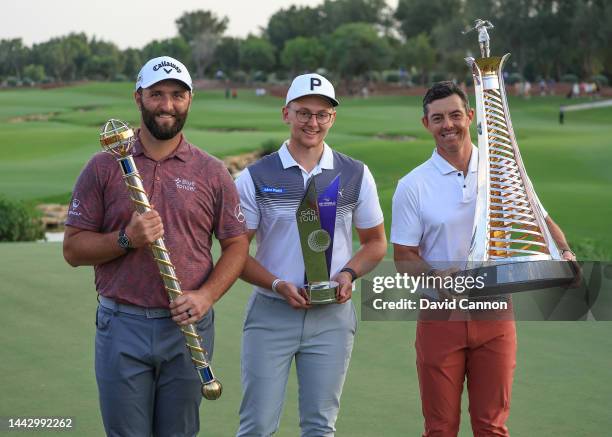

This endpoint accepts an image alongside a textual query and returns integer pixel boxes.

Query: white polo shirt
[391,146,479,267]
[236,141,384,299]
[391,145,547,268]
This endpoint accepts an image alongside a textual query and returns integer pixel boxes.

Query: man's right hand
[430,267,460,301]
[275,281,311,310]
[125,210,164,248]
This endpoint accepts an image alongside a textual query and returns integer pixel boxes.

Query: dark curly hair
[422,81,470,116]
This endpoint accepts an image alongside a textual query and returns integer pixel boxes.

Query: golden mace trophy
[99,119,222,400]
[461,19,575,295]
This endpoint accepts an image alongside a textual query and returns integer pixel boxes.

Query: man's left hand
[562,250,577,261]
[560,250,582,288]
[169,289,214,325]
[333,271,353,304]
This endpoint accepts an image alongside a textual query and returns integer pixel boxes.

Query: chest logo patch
[261,186,285,194]
[175,178,196,192]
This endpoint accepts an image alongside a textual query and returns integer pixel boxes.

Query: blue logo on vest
[261,186,285,194]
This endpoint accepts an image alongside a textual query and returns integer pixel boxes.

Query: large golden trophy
[461,19,575,295]
[99,119,222,400]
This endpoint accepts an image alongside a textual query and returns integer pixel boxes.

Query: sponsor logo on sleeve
[69,198,81,216]
[234,204,245,223]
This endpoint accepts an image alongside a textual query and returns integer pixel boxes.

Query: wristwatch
[340,267,358,283]
[117,228,132,252]
[560,248,575,258]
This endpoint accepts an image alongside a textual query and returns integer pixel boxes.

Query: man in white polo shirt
[235,73,387,437]
[391,81,576,436]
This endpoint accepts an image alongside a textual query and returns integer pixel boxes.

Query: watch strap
[118,228,132,252]
[340,267,358,283]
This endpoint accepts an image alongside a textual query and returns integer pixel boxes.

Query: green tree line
[1,0,611,87]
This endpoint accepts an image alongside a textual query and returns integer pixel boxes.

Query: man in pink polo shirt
[63,56,248,436]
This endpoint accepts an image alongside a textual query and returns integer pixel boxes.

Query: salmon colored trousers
[415,319,516,437]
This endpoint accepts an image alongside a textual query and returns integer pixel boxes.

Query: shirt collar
[431,144,478,175]
[278,141,334,171]
[132,130,191,162]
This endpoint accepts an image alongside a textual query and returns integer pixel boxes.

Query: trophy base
[457,260,576,297]
[305,281,339,304]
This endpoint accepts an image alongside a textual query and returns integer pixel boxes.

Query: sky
[1,0,399,49]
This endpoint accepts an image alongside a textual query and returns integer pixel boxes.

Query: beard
[140,104,188,140]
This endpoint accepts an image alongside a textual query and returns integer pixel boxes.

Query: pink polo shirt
[66,132,246,308]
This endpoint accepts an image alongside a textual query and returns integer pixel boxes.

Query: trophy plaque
[296,175,341,304]
[99,119,222,399]
[460,19,575,296]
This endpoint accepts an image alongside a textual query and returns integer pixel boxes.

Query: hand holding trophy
[99,118,222,400]
[459,20,576,296]
[296,175,341,304]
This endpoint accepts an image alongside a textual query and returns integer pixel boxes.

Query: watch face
[118,234,130,249]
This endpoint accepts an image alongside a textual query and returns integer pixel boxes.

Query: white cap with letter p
[285,73,339,107]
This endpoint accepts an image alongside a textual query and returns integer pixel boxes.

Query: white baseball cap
[135,56,193,91]
[285,73,339,107]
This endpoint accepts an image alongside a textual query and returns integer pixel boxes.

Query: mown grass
[1,83,611,257]
[1,243,611,436]
[1,84,611,436]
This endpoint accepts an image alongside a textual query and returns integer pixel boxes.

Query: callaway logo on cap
[135,56,193,91]
[285,73,339,107]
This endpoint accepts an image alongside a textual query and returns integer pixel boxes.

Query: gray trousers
[95,301,214,437]
[237,293,357,437]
